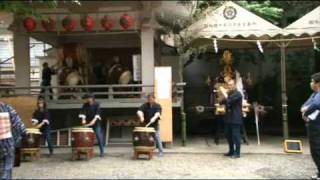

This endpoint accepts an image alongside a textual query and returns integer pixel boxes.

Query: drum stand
[72,147,94,160]
[133,149,154,160]
[21,148,41,161]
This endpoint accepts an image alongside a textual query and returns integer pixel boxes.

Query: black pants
[214,117,248,145]
[225,123,241,156]
[41,128,54,154]
[308,122,320,175]
[213,116,224,143]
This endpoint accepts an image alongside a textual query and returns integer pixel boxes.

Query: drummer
[137,93,163,157]
[31,97,54,156]
[78,93,105,157]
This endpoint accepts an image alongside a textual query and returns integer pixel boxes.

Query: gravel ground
[13,152,316,179]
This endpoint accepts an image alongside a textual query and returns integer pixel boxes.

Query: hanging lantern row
[62,16,77,31]
[22,14,134,32]
[23,17,37,32]
[100,15,115,31]
[80,15,95,31]
[41,17,55,32]
[119,13,134,30]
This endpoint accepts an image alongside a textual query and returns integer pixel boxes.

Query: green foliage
[237,1,283,25]
[195,1,283,25]
[0,1,81,17]
[0,1,34,15]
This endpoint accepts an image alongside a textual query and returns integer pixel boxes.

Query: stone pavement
[41,135,311,155]
[13,135,315,179]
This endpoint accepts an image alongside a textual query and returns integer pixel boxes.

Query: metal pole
[280,42,289,140]
[179,56,187,146]
[253,102,261,145]
[181,102,186,146]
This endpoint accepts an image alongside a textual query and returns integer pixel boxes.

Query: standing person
[219,79,243,158]
[92,61,108,98]
[31,98,54,156]
[107,56,122,84]
[78,94,105,157]
[93,60,107,85]
[301,72,320,180]
[41,62,55,99]
[137,93,164,157]
[0,102,27,179]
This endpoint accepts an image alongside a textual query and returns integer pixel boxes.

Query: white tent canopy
[283,6,320,36]
[181,1,282,39]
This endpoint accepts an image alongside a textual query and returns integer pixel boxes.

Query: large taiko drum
[118,70,132,84]
[108,64,132,84]
[65,71,82,86]
[21,128,41,149]
[132,127,156,151]
[71,128,94,148]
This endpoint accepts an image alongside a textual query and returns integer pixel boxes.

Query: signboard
[132,54,141,82]
[154,66,172,143]
[155,67,171,99]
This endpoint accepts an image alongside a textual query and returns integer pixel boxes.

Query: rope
[204,36,320,43]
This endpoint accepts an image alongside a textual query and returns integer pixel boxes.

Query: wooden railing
[0,83,186,102]
[0,83,185,109]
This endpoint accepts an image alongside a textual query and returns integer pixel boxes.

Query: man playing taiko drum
[79,94,105,157]
[137,93,164,157]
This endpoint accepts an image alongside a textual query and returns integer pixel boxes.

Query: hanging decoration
[312,38,320,52]
[80,15,95,31]
[62,15,77,31]
[100,15,115,31]
[23,17,37,32]
[213,38,218,53]
[256,40,264,53]
[119,13,134,30]
[41,17,55,32]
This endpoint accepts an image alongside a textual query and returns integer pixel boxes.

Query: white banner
[155,67,172,99]
[132,54,141,82]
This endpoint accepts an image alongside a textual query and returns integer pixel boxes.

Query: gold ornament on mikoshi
[221,50,234,81]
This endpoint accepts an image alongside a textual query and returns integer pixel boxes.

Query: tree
[195,1,283,25]
[0,1,81,16]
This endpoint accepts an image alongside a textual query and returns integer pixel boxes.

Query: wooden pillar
[141,25,155,93]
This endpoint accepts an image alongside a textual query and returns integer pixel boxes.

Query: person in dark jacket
[137,93,163,157]
[41,63,55,99]
[31,98,53,156]
[79,94,105,157]
[301,72,320,180]
[219,79,243,158]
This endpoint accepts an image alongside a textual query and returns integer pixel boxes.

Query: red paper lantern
[100,15,115,31]
[41,17,55,32]
[119,13,134,30]
[23,17,37,32]
[80,15,95,31]
[62,16,77,31]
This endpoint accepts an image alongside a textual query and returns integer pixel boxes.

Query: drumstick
[145,118,160,127]
[145,121,152,127]
[84,123,91,127]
